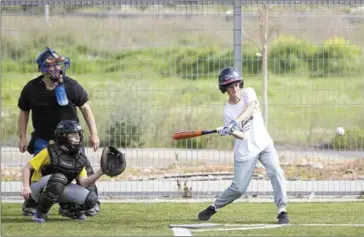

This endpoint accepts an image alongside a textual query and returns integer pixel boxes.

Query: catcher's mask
[36,47,70,82]
[54,120,83,153]
[218,67,243,93]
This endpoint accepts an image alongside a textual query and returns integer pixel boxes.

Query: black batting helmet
[218,67,243,93]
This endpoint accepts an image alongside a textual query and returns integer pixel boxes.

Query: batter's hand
[217,125,234,136]
[18,138,27,153]
[90,133,100,152]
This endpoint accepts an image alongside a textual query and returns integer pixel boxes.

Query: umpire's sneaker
[198,205,217,221]
[277,211,289,224]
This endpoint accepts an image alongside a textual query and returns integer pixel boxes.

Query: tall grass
[3,71,364,149]
[2,12,364,149]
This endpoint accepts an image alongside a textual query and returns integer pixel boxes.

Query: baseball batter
[197,67,289,224]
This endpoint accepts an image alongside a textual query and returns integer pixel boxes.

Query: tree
[243,4,277,129]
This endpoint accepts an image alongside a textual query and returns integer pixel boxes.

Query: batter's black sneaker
[277,211,289,224]
[198,206,217,221]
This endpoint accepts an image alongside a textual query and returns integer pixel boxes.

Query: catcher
[21,120,126,223]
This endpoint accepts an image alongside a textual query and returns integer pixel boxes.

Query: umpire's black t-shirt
[18,75,88,141]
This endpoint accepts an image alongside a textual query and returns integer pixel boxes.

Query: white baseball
[336,127,345,136]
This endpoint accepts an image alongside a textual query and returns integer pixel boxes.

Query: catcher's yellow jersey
[30,148,87,182]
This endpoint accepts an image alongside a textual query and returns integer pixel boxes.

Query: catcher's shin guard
[81,191,98,211]
[37,173,68,215]
[83,191,99,216]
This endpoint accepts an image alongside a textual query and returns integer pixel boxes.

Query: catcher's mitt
[100,146,126,177]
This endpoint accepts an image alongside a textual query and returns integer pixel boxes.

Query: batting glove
[216,122,237,136]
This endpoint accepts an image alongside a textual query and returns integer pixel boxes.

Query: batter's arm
[235,101,257,124]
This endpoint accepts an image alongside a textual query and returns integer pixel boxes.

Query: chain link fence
[1,0,364,200]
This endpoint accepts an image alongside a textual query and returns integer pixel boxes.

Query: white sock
[278,207,286,214]
[211,204,218,211]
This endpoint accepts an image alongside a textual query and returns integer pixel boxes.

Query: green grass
[2,72,364,149]
[2,202,364,236]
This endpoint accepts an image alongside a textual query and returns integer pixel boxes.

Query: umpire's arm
[79,102,99,150]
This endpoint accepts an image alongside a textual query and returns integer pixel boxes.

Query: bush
[175,45,262,79]
[175,46,224,80]
[241,45,262,75]
[309,37,362,77]
[102,109,148,148]
[269,35,316,75]
[329,129,364,150]
[104,118,145,148]
[175,137,209,149]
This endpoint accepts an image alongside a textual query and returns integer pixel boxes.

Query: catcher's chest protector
[43,144,88,183]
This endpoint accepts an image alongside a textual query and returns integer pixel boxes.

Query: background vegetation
[2,5,364,150]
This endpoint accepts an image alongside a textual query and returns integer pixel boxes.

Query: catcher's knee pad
[37,173,68,214]
[81,191,98,211]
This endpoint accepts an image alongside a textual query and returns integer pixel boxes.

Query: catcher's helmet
[36,47,70,81]
[54,120,83,153]
[218,67,243,93]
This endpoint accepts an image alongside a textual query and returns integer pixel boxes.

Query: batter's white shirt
[223,87,273,161]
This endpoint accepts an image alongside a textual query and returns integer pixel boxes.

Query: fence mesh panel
[1,0,364,199]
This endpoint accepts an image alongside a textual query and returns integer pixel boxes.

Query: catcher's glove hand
[100,146,126,177]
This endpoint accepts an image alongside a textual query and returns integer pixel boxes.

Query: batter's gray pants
[30,175,91,206]
[214,144,288,209]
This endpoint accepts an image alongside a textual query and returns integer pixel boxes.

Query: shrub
[103,114,145,148]
[269,35,316,75]
[241,45,262,75]
[309,37,362,77]
[102,105,150,148]
[175,137,209,149]
[175,46,224,80]
[329,129,364,150]
[175,45,262,79]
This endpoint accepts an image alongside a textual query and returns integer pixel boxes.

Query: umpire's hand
[19,138,27,153]
[90,133,100,151]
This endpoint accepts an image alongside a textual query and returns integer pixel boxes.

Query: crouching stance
[21,120,126,223]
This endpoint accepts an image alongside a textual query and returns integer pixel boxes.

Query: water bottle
[55,84,69,106]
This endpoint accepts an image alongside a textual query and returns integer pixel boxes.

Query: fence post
[233,1,242,74]
[45,4,50,25]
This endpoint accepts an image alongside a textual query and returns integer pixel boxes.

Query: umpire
[17,47,101,217]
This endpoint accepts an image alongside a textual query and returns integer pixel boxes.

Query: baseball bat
[173,128,245,140]
[173,129,217,140]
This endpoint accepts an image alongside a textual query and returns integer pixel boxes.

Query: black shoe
[84,201,100,217]
[277,211,289,224]
[198,206,217,221]
[59,207,87,220]
[22,198,37,216]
